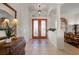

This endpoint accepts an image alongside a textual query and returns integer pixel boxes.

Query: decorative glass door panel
[32,19,47,39]
[41,20,46,36]
[34,20,38,36]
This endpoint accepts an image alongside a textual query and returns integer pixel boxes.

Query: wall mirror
[0,3,17,38]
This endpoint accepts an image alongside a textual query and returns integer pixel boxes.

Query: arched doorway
[60,18,68,32]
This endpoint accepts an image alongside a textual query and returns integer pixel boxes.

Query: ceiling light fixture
[38,4,42,16]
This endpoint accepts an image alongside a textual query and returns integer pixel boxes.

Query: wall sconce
[2,19,10,28]
[12,19,18,26]
[4,19,9,23]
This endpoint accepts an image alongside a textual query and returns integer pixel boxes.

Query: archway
[60,18,68,32]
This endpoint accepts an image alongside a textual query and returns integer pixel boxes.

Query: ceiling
[9,3,63,17]
[27,3,57,17]
[28,3,57,11]
[61,3,79,15]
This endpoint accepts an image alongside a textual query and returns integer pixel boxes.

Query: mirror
[0,3,17,38]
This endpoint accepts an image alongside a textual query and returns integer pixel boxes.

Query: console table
[0,37,26,55]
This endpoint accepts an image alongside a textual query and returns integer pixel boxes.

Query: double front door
[32,19,47,39]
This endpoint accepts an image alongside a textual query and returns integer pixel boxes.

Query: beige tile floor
[25,39,79,55]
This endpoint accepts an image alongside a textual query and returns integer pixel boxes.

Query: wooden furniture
[73,24,78,35]
[0,37,26,55]
[64,32,79,47]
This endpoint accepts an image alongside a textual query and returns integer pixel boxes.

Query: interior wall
[9,3,31,42]
[61,4,79,33]
[20,4,30,42]
[29,12,32,39]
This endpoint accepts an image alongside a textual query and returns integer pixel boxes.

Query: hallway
[0,3,79,55]
[25,39,61,55]
[25,39,79,55]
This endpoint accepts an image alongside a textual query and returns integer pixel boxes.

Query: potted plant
[48,28,56,31]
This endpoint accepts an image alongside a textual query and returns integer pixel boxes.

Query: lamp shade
[12,19,18,25]
[2,19,10,28]
[3,19,9,24]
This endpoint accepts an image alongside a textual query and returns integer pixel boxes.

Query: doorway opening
[32,19,48,39]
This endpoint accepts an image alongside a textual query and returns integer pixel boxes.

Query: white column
[56,5,61,30]
[56,4,64,49]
